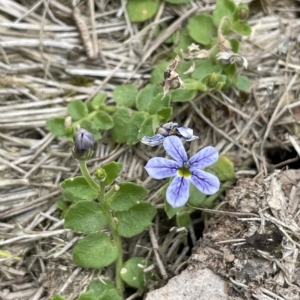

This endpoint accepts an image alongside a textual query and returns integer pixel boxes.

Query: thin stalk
[78,160,123,297]
[99,181,124,297]
[78,160,99,192]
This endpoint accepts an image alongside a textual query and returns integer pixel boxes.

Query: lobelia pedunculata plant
[53,124,223,300]
[58,128,157,299]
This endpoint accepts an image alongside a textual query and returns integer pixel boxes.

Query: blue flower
[141,122,198,147]
[73,128,94,155]
[145,136,220,208]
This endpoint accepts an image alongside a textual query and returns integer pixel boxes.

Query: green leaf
[90,93,107,110]
[68,100,89,121]
[62,189,82,202]
[91,111,114,130]
[73,232,118,268]
[165,201,183,218]
[64,201,107,233]
[148,93,171,114]
[46,117,66,136]
[230,39,239,53]
[61,176,98,201]
[157,107,173,122]
[188,184,207,207]
[79,119,102,140]
[126,111,148,145]
[120,257,152,289]
[173,28,194,55]
[116,201,156,237]
[192,59,221,81]
[111,108,132,143]
[102,162,123,186]
[108,183,148,211]
[150,62,169,85]
[126,0,159,22]
[170,89,197,102]
[56,200,68,211]
[98,289,122,300]
[212,0,236,27]
[113,84,138,108]
[136,84,162,112]
[235,75,250,91]
[211,155,235,181]
[50,295,66,300]
[187,14,214,45]
[88,279,115,296]
[221,64,236,79]
[183,79,207,92]
[165,0,190,3]
[137,116,156,139]
[176,211,191,228]
[231,22,252,36]
[78,290,97,300]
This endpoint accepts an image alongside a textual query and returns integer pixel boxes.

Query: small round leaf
[61,176,98,201]
[126,0,159,22]
[120,257,152,288]
[116,201,156,237]
[113,84,138,107]
[73,232,118,268]
[64,201,107,233]
[68,100,88,121]
[187,14,214,45]
[108,183,148,211]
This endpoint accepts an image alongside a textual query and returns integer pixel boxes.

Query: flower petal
[189,146,219,169]
[141,134,165,147]
[166,176,190,208]
[163,136,188,164]
[190,169,220,195]
[145,157,179,179]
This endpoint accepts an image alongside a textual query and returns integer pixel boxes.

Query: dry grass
[1,0,300,299]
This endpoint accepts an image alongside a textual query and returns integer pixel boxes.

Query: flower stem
[78,160,100,192]
[99,182,124,297]
[78,160,124,297]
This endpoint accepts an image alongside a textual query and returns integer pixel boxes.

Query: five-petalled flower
[144,136,220,208]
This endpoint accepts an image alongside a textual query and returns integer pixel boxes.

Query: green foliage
[64,201,107,233]
[50,2,252,296]
[176,211,191,228]
[88,279,115,295]
[113,84,138,107]
[68,100,89,121]
[165,201,183,219]
[213,0,235,26]
[46,117,66,136]
[126,0,159,22]
[188,184,207,207]
[235,75,251,90]
[88,280,122,300]
[108,183,148,212]
[187,14,215,45]
[210,156,235,181]
[126,112,148,145]
[165,0,190,3]
[50,295,66,300]
[111,108,132,143]
[116,201,156,237]
[73,232,119,268]
[61,176,98,201]
[120,257,152,288]
[136,84,162,112]
[77,290,97,300]
[102,162,123,186]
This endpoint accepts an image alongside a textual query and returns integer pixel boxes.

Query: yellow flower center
[178,167,191,178]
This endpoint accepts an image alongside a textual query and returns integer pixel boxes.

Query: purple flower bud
[73,128,94,155]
